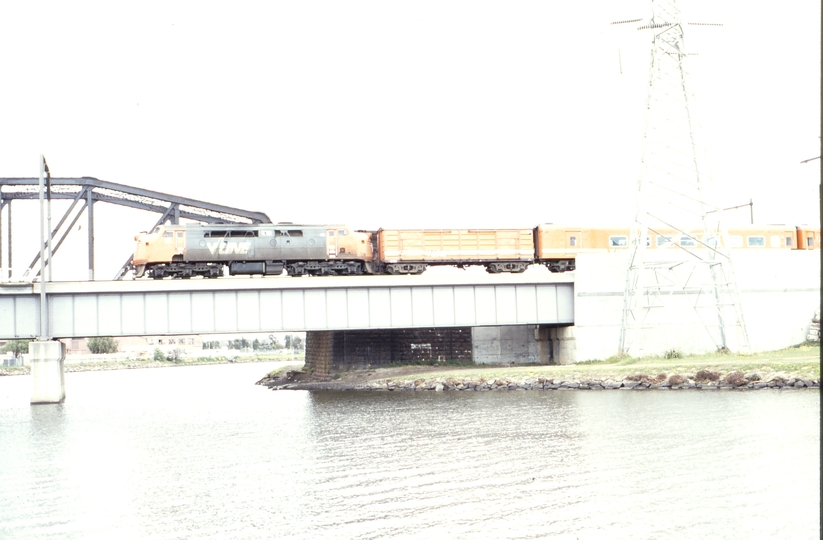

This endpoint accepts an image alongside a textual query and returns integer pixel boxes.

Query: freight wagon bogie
[543,260,575,273]
[486,262,529,273]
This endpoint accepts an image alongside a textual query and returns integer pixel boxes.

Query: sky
[0,1,819,280]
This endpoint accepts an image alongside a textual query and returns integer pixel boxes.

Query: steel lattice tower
[618,0,750,357]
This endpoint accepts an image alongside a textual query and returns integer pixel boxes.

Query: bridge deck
[0,272,575,339]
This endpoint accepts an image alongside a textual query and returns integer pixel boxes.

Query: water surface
[0,363,818,539]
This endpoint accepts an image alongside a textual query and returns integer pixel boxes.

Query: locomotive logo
[206,241,251,256]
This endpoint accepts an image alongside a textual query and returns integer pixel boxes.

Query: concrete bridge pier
[549,327,576,365]
[29,340,66,404]
[305,325,578,374]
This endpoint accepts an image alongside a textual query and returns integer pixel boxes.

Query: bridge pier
[29,340,66,404]
[549,326,576,365]
[305,328,473,377]
[305,325,576,374]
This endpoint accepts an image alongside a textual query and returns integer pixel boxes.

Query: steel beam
[0,177,271,223]
[0,274,576,339]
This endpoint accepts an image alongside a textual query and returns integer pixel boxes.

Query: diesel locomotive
[131,223,821,279]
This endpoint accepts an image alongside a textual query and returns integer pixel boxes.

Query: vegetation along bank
[258,343,820,392]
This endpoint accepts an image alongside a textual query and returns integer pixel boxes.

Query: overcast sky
[0,1,819,279]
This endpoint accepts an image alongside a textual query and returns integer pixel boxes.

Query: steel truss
[0,177,271,282]
[618,0,750,356]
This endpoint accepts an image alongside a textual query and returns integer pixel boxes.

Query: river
[0,362,819,539]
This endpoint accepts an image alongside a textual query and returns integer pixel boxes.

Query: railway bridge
[3,271,577,402]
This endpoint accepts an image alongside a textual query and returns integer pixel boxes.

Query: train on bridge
[131,223,821,279]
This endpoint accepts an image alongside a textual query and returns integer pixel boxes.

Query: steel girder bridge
[0,177,271,282]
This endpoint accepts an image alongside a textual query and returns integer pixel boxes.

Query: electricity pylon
[617,0,750,357]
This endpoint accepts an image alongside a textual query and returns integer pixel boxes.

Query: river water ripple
[0,362,819,539]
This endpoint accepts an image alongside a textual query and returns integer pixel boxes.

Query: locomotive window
[785,236,792,247]
[609,236,627,247]
[327,230,335,237]
[569,236,576,247]
[176,232,184,238]
[680,236,696,247]
[808,236,814,247]
[228,230,257,237]
[287,230,303,237]
[770,235,780,248]
[747,236,765,247]
[204,231,228,238]
[162,231,173,238]
[338,229,348,236]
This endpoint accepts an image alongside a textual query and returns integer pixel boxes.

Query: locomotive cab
[325,227,373,261]
[133,225,186,277]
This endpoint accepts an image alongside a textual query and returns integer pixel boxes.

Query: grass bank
[325,342,820,386]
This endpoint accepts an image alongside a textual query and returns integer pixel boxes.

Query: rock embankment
[259,369,820,392]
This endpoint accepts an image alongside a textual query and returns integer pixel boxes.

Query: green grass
[380,342,820,383]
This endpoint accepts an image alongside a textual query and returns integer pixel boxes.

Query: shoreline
[0,356,301,377]
[258,344,821,392]
[259,370,820,392]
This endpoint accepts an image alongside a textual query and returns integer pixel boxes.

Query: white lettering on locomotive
[206,241,251,256]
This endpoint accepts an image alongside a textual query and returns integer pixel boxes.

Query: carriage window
[680,236,696,247]
[770,235,781,248]
[569,236,576,247]
[609,236,627,247]
[646,236,651,247]
[657,236,673,247]
[728,235,743,247]
[703,235,718,248]
[747,236,765,247]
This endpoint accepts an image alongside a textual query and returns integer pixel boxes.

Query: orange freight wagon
[377,229,535,274]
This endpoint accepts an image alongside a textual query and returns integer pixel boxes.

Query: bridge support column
[534,326,551,365]
[549,326,576,365]
[305,328,472,375]
[472,326,549,365]
[29,340,66,404]
[304,331,334,378]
